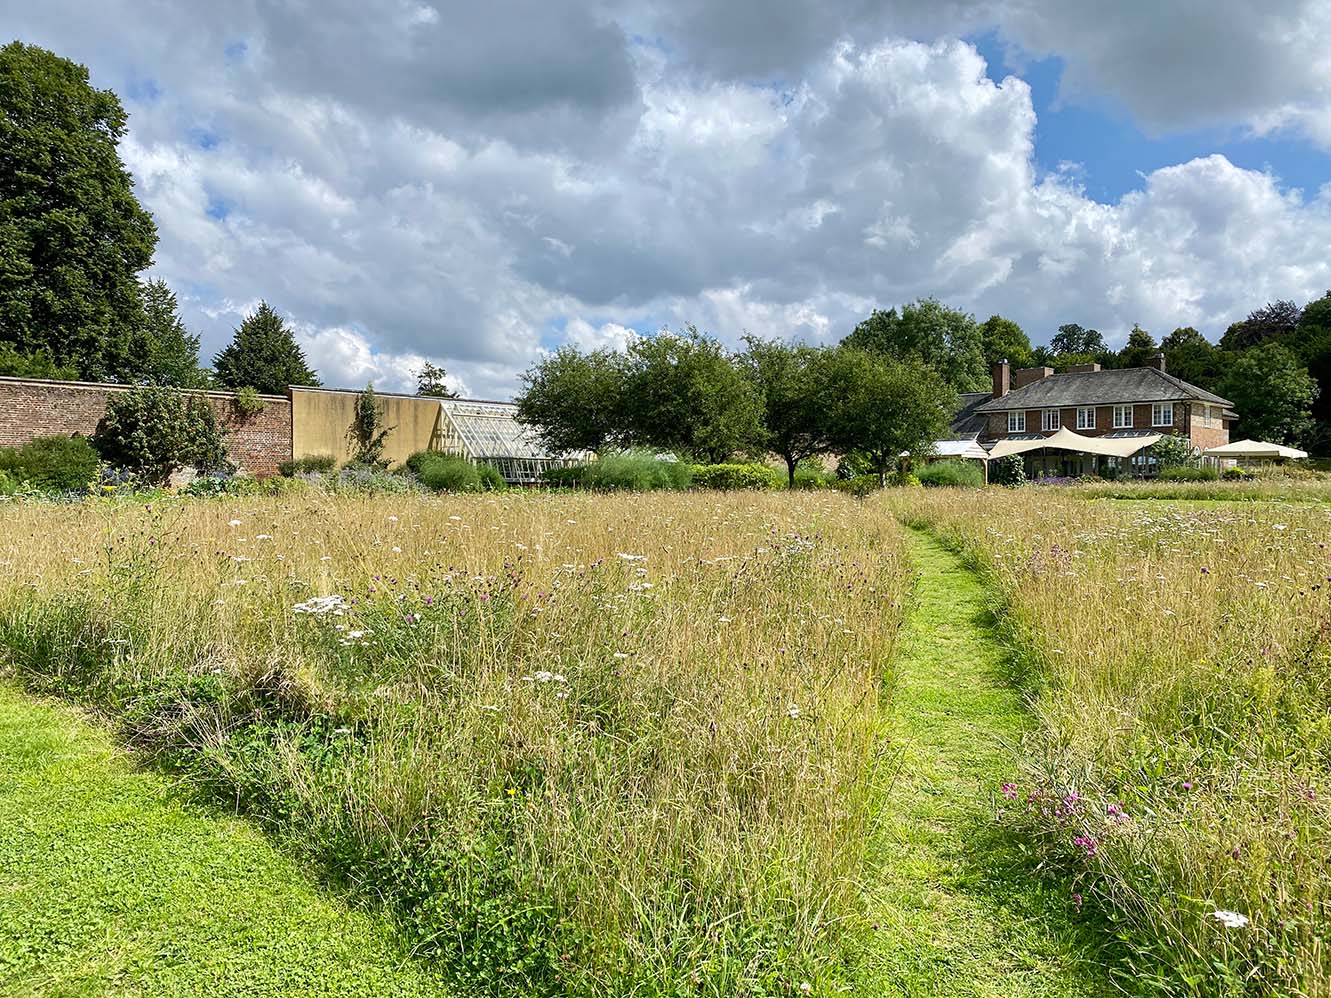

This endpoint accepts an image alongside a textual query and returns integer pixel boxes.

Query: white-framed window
[1042,408,1061,431]
[1077,407,1096,430]
[1007,410,1026,433]
[1113,404,1134,429]
[1152,402,1174,427]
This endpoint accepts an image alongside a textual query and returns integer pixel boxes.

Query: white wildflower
[613,652,630,660]
[1211,910,1250,929]
[293,594,349,616]
[616,552,646,562]
[388,515,398,522]
[786,703,801,719]
[228,519,242,527]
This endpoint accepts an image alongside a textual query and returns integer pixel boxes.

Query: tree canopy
[1115,324,1159,369]
[120,278,208,387]
[414,361,457,398]
[0,41,157,380]
[1050,323,1106,357]
[212,301,320,395]
[842,298,987,392]
[620,327,762,463]
[978,315,1032,369]
[1221,342,1318,445]
[823,349,956,485]
[516,346,626,454]
[739,336,833,487]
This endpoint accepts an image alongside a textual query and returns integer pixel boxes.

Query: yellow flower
[506,787,517,797]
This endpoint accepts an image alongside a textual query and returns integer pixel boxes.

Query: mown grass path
[0,685,447,997]
[860,528,1110,997]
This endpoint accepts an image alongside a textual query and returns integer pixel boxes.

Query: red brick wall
[982,400,1230,449]
[0,377,292,477]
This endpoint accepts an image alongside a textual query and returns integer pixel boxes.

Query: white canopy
[927,439,990,461]
[988,427,1162,459]
[1202,438,1308,460]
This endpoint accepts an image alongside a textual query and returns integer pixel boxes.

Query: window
[1152,402,1174,427]
[1042,409,1061,431]
[1007,410,1026,433]
[1113,405,1134,429]
[1077,407,1096,430]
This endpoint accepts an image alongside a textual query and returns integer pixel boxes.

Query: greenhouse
[436,399,584,484]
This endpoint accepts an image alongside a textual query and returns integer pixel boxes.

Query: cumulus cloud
[6,1,1331,398]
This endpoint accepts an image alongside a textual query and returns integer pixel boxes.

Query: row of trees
[516,327,957,486]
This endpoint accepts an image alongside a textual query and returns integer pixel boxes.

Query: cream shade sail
[988,427,1163,459]
[1202,439,1308,459]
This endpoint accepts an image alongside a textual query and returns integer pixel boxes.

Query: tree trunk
[785,455,797,489]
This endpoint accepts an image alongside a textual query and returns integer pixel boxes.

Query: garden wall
[0,377,292,477]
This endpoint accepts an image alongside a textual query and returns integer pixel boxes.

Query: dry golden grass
[887,489,1331,996]
[0,490,909,995]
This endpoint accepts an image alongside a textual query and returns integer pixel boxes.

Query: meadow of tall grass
[0,491,909,996]
[888,490,1331,995]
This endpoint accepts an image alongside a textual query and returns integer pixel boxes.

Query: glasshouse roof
[437,399,586,483]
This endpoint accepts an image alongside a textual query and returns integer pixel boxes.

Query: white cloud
[7,2,1331,399]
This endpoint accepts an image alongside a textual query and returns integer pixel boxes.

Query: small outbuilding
[1202,439,1309,465]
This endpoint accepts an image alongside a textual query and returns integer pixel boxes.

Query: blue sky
[968,33,1330,205]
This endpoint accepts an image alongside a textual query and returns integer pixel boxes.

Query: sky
[5,0,1331,398]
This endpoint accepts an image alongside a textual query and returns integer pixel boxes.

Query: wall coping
[0,375,288,402]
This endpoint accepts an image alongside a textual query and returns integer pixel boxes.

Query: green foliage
[690,462,783,490]
[212,302,319,394]
[1222,466,1251,481]
[557,450,693,491]
[1115,324,1159,369]
[1219,299,1302,351]
[989,453,1026,487]
[0,434,100,491]
[413,361,457,398]
[739,336,833,486]
[231,385,266,418]
[91,386,229,484]
[121,279,209,387]
[345,383,394,469]
[978,315,1032,369]
[822,349,957,485]
[1158,465,1218,481]
[405,451,502,492]
[916,459,984,488]
[1160,326,1225,390]
[1221,341,1318,445]
[0,469,16,496]
[278,454,337,476]
[621,328,762,462]
[843,298,987,392]
[1049,324,1106,357]
[0,342,78,379]
[516,346,625,454]
[1147,433,1196,470]
[0,42,157,381]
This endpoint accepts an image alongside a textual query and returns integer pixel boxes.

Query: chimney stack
[1148,351,1166,373]
[1012,366,1055,390]
[1066,362,1101,374]
[992,359,1010,399]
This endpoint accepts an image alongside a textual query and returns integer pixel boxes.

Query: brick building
[953,354,1235,477]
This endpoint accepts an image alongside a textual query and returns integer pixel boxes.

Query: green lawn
[857,529,1111,996]
[0,686,447,997]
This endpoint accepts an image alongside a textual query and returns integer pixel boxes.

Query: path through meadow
[858,528,1110,996]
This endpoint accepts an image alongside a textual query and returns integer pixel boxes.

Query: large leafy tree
[1289,292,1331,452]
[843,298,987,392]
[1050,323,1107,357]
[0,41,157,380]
[212,301,319,394]
[120,278,208,387]
[823,348,956,486]
[1161,326,1225,389]
[739,336,832,488]
[1116,324,1159,369]
[516,346,626,454]
[1220,342,1318,445]
[621,327,762,463]
[978,314,1032,369]
[1219,299,1302,351]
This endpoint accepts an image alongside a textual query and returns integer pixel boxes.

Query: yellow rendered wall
[290,388,447,467]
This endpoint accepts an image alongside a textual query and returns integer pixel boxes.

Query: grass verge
[0,684,446,997]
